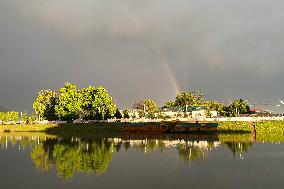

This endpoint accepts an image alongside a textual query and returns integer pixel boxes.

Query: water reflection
[225,142,252,159]
[0,133,258,180]
[31,138,114,180]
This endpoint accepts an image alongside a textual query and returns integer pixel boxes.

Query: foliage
[79,86,97,119]
[80,86,116,120]
[143,99,157,118]
[175,91,205,107]
[90,86,116,120]
[138,109,145,118]
[33,83,117,122]
[164,100,176,108]
[0,111,19,122]
[29,114,36,123]
[164,90,250,117]
[22,111,29,123]
[33,89,57,121]
[123,109,130,119]
[204,100,226,116]
[132,99,157,118]
[114,109,122,119]
[55,82,82,122]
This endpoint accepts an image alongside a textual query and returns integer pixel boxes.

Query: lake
[0,132,283,189]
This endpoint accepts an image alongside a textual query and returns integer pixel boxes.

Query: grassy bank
[0,123,122,137]
[1,121,284,142]
[218,121,284,133]
[218,121,284,142]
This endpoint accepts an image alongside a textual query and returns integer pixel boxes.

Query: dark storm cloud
[0,0,284,112]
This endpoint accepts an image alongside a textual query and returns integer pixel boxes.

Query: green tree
[123,109,130,119]
[29,114,36,123]
[0,111,19,122]
[205,100,226,116]
[92,86,116,120]
[55,82,82,122]
[164,100,176,108]
[144,99,157,118]
[175,91,205,108]
[22,111,29,123]
[33,89,57,121]
[79,86,97,119]
[225,99,250,117]
[114,109,122,119]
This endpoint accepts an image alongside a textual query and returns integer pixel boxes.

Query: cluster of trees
[33,82,117,122]
[0,111,19,122]
[131,99,158,119]
[118,91,250,119]
[32,84,250,121]
[164,91,250,116]
[20,111,37,124]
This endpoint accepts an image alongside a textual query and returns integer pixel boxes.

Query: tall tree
[33,89,57,121]
[164,100,176,108]
[114,109,122,119]
[227,99,250,116]
[79,86,97,119]
[55,82,82,122]
[92,86,116,120]
[123,109,130,119]
[205,100,226,116]
[175,91,205,108]
[144,99,157,118]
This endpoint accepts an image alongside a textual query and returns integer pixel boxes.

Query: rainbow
[119,4,181,95]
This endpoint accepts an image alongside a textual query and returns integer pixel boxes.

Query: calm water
[0,133,284,189]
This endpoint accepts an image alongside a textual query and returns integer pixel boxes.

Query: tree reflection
[225,142,252,158]
[30,144,53,171]
[31,138,115,180]
[177,145,206,162]
[176,141,217,162]
[0,133,257,181]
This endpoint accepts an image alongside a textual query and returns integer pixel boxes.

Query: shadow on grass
[217,130,252,134]
[44,123,123,138]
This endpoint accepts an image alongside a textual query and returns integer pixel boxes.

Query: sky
[0,0,284,113]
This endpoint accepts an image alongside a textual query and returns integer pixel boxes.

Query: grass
[0,123,122,138]
[0,124,55,132]
[218,121,284,142]
[1,121,284,142]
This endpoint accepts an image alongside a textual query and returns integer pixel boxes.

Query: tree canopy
[33,82,116,122]
[55,82,82,122]
[33,89,57,121]
[143,99,157,118]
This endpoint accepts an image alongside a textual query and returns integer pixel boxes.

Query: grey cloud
[0,0,284,113]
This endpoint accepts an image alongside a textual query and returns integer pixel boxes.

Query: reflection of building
[111,138,220,149]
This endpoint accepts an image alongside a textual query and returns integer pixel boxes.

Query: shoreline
[0,120,283,133]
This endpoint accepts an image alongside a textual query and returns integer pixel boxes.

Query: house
[161,106,217,119]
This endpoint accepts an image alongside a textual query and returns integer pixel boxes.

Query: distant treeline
[164,91,251,117]
[1,82,252,123]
